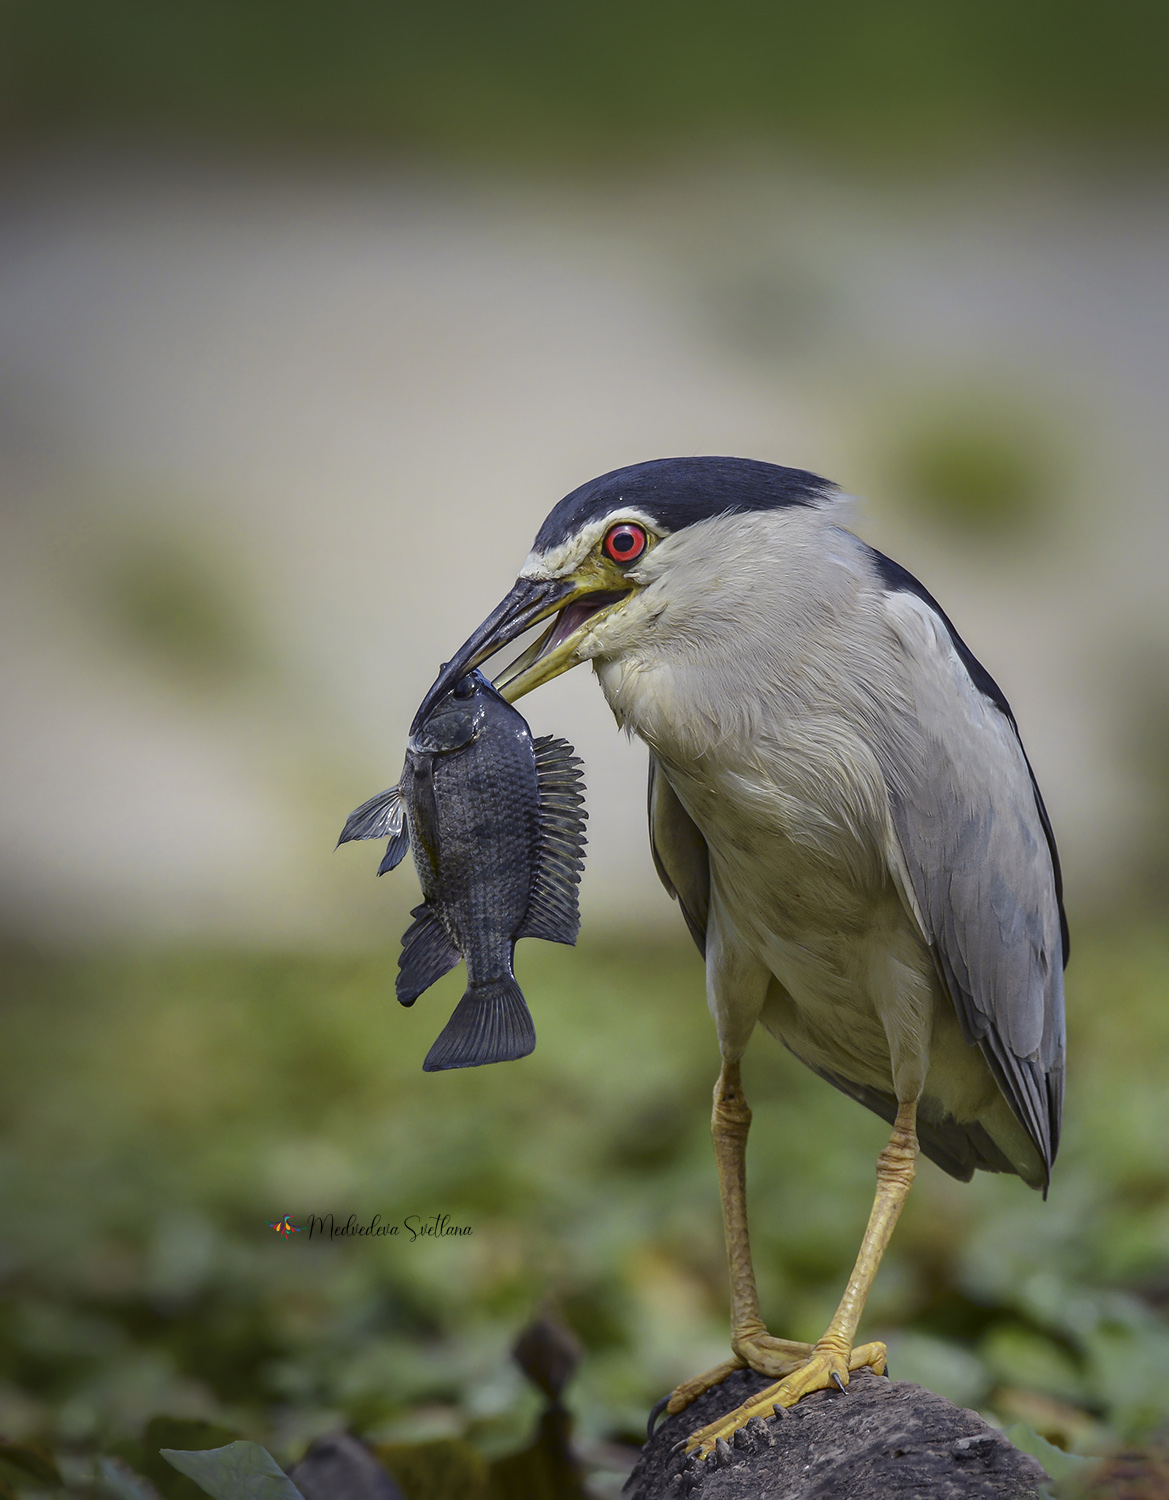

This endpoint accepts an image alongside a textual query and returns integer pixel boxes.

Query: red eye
[603,523,648,564]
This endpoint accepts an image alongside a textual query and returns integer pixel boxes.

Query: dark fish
[338,670,586,1071]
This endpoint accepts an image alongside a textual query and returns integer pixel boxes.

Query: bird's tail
[422,977,535,1071]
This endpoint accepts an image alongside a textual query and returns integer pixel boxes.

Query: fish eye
[602,523,648,565]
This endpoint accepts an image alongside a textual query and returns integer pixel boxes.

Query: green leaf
[1003,1423,1091,1484]
[137,1419,248,1500]
[160,1443,305,1500]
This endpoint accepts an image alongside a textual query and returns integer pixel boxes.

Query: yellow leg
[666,1062,814,1416]
[684,1097,919,1457]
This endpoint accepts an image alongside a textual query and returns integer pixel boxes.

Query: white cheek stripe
[520,506,662,580]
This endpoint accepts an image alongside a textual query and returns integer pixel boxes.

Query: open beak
[412,573,633,731]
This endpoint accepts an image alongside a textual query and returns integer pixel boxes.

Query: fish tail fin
[423,977,535,1071]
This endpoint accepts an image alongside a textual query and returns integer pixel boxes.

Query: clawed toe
[683,1341,887,1457]
[663,1355,746,1417]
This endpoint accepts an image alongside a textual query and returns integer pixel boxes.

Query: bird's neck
[594,548,881,769]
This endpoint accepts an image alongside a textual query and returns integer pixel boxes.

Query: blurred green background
[2,2,1169,1493]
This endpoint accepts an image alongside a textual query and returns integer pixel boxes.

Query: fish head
[408,669,509,755]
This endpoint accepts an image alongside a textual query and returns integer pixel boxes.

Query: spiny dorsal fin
[397,904,461,1007]
[518,736,587,946]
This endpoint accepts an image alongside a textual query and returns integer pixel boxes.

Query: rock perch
[625,1368,1051,1499]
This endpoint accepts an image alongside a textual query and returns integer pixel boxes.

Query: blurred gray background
[3,149,1166,947]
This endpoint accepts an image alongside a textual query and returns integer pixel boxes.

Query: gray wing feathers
[647,755,711,956]
[882,592,1066,1182]
[796,1056,1020,1182]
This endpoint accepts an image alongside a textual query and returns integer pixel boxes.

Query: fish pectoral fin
[524,736,587,946]
[338,784,406,845]
[397,905,461,1006]
[422,977,536,1071]
[377,828,411,874]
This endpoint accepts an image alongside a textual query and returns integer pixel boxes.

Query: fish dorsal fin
[397,904,461,1006]
[518,736,587,946]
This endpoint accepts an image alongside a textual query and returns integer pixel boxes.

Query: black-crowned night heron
[416,456,1067,1456]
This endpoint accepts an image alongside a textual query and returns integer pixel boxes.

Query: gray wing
[879,585,1066,1185]
[647,755,710,956]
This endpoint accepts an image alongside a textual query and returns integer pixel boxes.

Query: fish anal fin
[423,977,536,1071]
[397,904,461,1007]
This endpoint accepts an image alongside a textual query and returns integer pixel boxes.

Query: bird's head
[412,456,834,728]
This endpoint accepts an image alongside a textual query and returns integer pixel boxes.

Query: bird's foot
[663,1356,747,1418]
[662,1332,815,1419]
[682,1339,887,1457]
[732,1330,817,1378]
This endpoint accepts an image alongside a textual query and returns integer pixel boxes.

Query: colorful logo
[269,1215,302,1239]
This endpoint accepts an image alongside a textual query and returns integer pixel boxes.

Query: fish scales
[338,670,587,1072]
[416,700,537,977]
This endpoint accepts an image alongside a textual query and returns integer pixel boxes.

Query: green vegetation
[888,403,1058,536]
[2,0,1167,162]
[1,926,1168,1484]
[96,536,264,689]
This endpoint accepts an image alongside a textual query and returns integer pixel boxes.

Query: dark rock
[513,1315,584,1404]
[288,1431,406,1500]
[625,1369,1050,1499]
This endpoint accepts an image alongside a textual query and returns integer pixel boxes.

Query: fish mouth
[411,576,574,731]
[413,575,634,729]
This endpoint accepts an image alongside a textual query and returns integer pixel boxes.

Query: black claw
[670,1438,687,1456]
[831,1371,847,1393]
[648,1394,672,1440]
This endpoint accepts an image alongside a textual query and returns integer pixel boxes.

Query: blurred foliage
[1120,650,1169,912]
[95,535,264,690]
[377,1436,490,1500]
[2,0,1168,163]
[887,402,1056,535]
[0,926,1168,1487]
